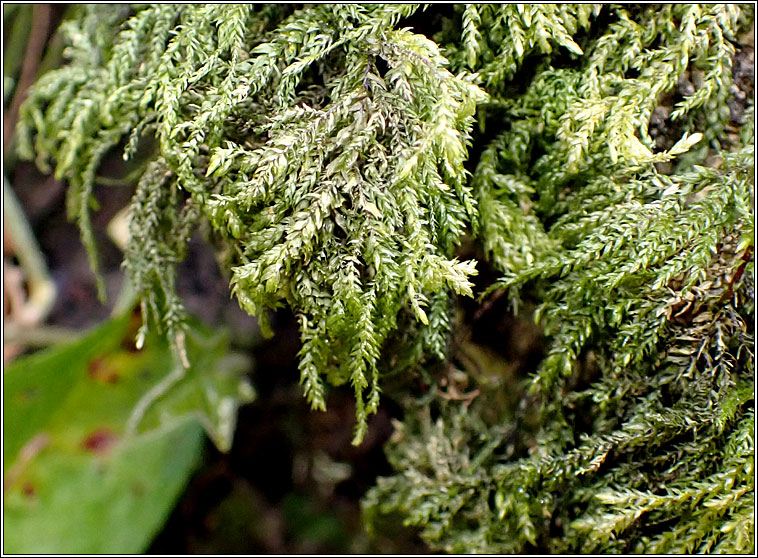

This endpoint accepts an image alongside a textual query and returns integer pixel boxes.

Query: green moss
[17,4,754,551]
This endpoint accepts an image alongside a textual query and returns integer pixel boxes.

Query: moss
[17,4,754,552]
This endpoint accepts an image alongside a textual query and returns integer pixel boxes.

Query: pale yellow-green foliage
[18,4,486,443]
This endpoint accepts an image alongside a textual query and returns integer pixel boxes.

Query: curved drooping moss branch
[17,4,486,442]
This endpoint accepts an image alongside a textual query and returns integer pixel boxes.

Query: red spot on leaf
[81,428,119,454]
[22,482,36,498]
[132,482,146,498]
[87,356,120,384]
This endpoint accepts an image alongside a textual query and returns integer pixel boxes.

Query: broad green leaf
[3,311,254,553]
[4,313,131,469]
[136,326,256,452]
[3,419,204,554]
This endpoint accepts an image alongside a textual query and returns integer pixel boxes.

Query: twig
[3,177,57,327]
[472,287,506,323]
[2,323,80,347]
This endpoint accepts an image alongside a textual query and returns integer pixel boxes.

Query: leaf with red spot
[80,428,119,453]
[87,356,121,384]
[2,310,254,553]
